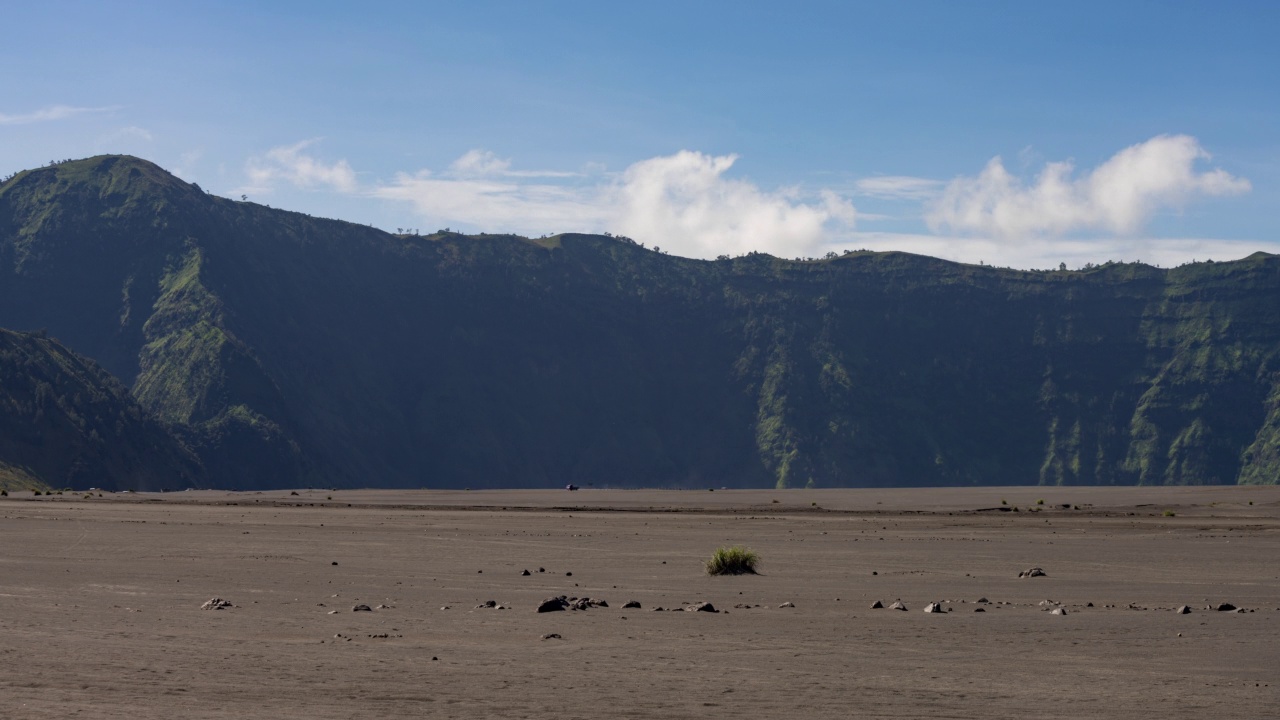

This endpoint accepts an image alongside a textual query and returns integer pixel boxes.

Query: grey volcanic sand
[2,487,1278,719]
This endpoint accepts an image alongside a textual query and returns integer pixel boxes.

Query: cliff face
[1,155,1277,489]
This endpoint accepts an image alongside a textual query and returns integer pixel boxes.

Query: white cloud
[449,149,511,177]
[610,151,856,258]
[374,149,857,258]
[927,135,1251,238]
[854,175,944,200]
[243,140,357,194]
[0,104,118,125]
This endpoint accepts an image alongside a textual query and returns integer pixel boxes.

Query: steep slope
[0,328,202,491]
[1,155,1278,489]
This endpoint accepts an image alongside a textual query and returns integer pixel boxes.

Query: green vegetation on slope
[0,328,201,490]
[0,155,1278,489]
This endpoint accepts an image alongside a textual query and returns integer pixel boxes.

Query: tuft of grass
[1001,499,1008,505]
[1162,509,1176,517]
[0,489,7,496]
[1036,499,1045,505]
[705,545,760,576]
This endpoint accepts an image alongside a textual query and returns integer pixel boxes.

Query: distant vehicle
[565,484,579,491]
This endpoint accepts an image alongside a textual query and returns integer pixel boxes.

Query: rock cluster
[200,597,233,610]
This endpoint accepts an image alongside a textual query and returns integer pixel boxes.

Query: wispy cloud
[373,149,858,258]
[0,104,118,125]
[854,175,944,200]
[97,125,153,144]
[242,140,357,194]
[927,135,1251,239]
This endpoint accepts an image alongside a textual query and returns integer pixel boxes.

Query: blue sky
[3,1,1276,267]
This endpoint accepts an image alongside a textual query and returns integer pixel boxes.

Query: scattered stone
[331,562,338,566]
[1215,602,1237,612]
[687,602,718,613]
[565,572,573,576]
[537,596,569,613]
[476,600,498,609]
[328,610,339,614]
[889,601,907,611]
[652,606,666,612]
[1019,567,1047,578]
[975,597,989,604]
[974,607,986,612]
[869,600,885,609]
[376,604,392,609]
[538,567,545,573]
[1051,607,1068,615]
[440,606,450,610]
[541,633,562,640]
[352,604,372,612]
[923,602,944,613]
[1086,602,1094,607]
[200,597,233,610]
[1177,605,1192,614]
[779,601,795,608]
[623,600,641,609]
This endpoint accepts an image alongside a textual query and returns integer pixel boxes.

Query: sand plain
[2,486,1278,719]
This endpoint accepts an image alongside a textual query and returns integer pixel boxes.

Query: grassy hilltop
[1,155,1278,489]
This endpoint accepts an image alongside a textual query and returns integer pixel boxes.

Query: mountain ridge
[1,155,1277,489]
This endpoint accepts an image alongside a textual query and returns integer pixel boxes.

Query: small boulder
[476,600,497,609]
[1050,607,1068,616]
[200,597,233,610]
[974,607,986,613]
[923,602,944,613]
[622,600,641,609]
[352,604,372,612]
[687,602,718,613]
[541,633,562,640]
[889,601,908,611]
[1177,605,1192,614]
[1019,567,1047,578]
[869,600,884,609]
[537,596,569,613]
[1215,602,1237,612]
[521,569,531,576]
[779,601,795,609]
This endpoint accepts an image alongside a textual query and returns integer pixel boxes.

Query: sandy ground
[2,486,1278,719]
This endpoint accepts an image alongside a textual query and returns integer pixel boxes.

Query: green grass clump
[705,546,760,576]
[1036,498,1045,505]
[1162,509,1176,517]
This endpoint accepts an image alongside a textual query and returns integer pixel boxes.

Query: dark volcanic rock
[537,596,569,613]
[351,604,372,612]
[623,600,641,609]
[687,602,718,613]
[1215,602,1237,612]
[869,600,885,609]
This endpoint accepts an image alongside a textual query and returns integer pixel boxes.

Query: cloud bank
[374,149,857,259]
[238,135,1261,267]
[927,135,1251,238]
